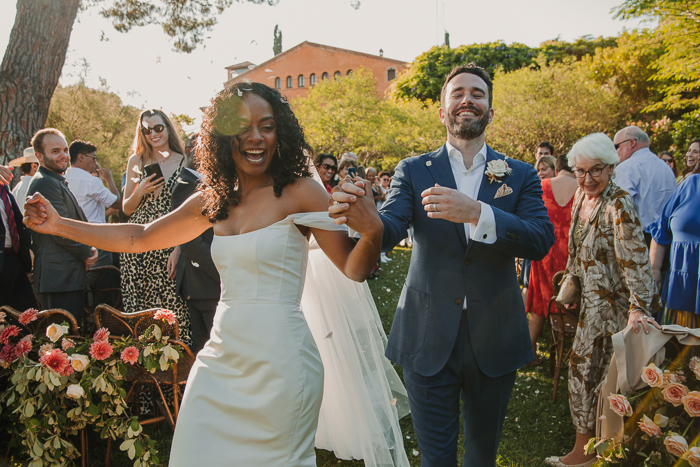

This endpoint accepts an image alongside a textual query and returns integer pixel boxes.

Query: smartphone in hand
[143,163,165,181]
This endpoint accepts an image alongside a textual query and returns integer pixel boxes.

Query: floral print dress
[565,182,659,433]
[120,159,192,348]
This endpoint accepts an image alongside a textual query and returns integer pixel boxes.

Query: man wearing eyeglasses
[65,140,121,266]
[613,126,676,244]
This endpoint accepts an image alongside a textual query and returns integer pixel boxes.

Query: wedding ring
[433,203,438,212]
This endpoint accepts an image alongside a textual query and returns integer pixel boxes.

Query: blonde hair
[131,109,185,167]
[535,155,557,172]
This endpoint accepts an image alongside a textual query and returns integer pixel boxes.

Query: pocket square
[494,184,513,199]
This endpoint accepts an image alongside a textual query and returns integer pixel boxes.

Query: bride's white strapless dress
[169,213,341,466]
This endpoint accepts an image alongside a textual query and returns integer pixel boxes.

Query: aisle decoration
[0,309,182,467]
[587,356,700,466]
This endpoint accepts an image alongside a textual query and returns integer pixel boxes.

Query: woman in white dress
[22,83,396,466]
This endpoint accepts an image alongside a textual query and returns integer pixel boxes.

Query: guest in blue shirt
[649,169,700,327]
[613,126,677,239]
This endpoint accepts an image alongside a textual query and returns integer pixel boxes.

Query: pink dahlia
[61,338,75,350]
[0,325,20,344]
[15,336,33,358]
[18,308,38,325]
[120,346,139,365]
[89,340,114,361]
[0,343,17,363]
[154,309,176,326]
[93,327,110,342]
[39,349,71,374]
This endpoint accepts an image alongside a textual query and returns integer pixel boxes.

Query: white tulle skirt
[301,240,410,467]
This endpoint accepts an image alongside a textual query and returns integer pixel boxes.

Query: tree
[45,81,142,189]
[487,60,628,161]
[273,24,282,56]
[0,0,277,166]
[293,68,444,167]
[615,0,700,111]
[444,31,450,48]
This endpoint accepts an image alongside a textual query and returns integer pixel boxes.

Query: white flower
[46,324,69,343]
[66,384,85,399]
[484,159,513,183]
[70,354,90,372]
[426,160,432,167]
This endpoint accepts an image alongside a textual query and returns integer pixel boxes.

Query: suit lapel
[426,145,467,248]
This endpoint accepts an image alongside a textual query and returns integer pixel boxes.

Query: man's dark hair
[555,154,572,173]
[440,64,493,108]
[538,141,555,154]
[19,163,34,175]
[68,140,97,164]
[378,170,391,179]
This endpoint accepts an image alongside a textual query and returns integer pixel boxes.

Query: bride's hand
[23,193,61,235]
[329,179,383,238]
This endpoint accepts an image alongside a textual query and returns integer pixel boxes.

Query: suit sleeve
[379,159,414,250]
[28,179,92,261]
[490,163,554,261]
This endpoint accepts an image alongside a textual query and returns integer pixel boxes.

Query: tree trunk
[0,0,80,165]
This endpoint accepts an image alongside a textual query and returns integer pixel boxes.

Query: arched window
[334,71,341,80]
[275,77,281,89]
[286,76,293,88]
[310,73,316,86]
[322,72,329,81]
[347,69,352,76]
[298,74,305,87]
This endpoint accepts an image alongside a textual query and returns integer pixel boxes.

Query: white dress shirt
[64,167,118,224]
[445,141,497,245]
[11,175,34,212]
[0,193,12,248]
[614,147,677,232]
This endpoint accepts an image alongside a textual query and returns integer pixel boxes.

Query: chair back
[548,271,579,336]
[86,266,123,312]
[94,304,179,340]
[1,305,79,337]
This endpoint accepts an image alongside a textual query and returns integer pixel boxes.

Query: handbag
[555,273,581,307]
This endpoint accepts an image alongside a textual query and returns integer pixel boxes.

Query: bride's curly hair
[196,82,312,222]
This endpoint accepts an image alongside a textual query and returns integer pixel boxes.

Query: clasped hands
[329,180,481,226]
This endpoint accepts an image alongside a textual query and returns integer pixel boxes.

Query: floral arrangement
[0,309,182,467]
[587,357,700,466]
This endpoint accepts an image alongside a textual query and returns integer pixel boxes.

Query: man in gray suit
[27,128,97,320]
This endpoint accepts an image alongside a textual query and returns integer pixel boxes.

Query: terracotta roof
[224,41,406,86]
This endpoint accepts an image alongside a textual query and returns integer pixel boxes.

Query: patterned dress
[565,182,659,434]
[120,159,192,348]
[526,178,574,316]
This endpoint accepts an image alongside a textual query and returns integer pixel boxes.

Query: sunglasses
[320,163,337,172]
[613,139,633,150]
[141,124,168,136]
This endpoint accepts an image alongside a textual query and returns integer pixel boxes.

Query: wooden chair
[0,305,79,337]
[548,271,580,401]
[84,265,123,335]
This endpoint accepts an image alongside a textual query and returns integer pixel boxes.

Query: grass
[2,247,575,467]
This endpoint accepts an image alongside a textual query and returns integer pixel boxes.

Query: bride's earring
[277,145,281,158]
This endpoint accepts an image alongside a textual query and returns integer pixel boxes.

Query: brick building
[223,41,407,100]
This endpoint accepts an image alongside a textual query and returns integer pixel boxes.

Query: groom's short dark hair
[440,64,493,109]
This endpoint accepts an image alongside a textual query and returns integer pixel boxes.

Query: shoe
[544,456,595,467]
[380,254,392,263]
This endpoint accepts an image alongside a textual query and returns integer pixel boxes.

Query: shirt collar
[39,166,66,182]
[445,141,488,168]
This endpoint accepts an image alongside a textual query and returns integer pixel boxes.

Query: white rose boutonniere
[484,159,513,184]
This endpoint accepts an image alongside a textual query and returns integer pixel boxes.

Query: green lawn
[2,247,575,467]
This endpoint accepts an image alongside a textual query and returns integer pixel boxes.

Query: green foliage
[488,60,628,161]
[273,24,282,56]
[293,68,444,168]
[615,0,700,111]
[46,82,141,190]
[391,36,618,102]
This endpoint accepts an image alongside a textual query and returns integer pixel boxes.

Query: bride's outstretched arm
[23,192,211,253]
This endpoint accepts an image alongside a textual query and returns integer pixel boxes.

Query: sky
[0,0,651,129]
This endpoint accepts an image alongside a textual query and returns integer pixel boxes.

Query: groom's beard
[445,107,490,140]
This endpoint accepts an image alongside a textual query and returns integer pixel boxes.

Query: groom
[330,64,554,466]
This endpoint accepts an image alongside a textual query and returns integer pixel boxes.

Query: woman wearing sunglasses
[121,109,192,346]
[314,153,337,193]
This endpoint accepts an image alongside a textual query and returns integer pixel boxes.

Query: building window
[387,68,396,81]
[298,75,305,87]
[334,71,341,79]
[286,76,293,88]
[322,72,329,81]
[347,69,352,76]
[310,73,316,86]
[275,77,281,89]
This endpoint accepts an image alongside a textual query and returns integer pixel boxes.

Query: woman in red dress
[527,154,578,365]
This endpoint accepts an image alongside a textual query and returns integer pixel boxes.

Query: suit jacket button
[455,298,462,305]
[464,260,470,266]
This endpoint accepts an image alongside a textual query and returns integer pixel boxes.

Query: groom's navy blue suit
[381,144,554,466]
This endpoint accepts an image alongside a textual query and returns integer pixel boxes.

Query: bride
[23,82,408,466]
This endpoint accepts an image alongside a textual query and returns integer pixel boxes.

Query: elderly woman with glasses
[545,133,661,467]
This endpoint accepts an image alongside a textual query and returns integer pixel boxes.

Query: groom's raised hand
[421,184,481,224]
[329,178,382,238]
